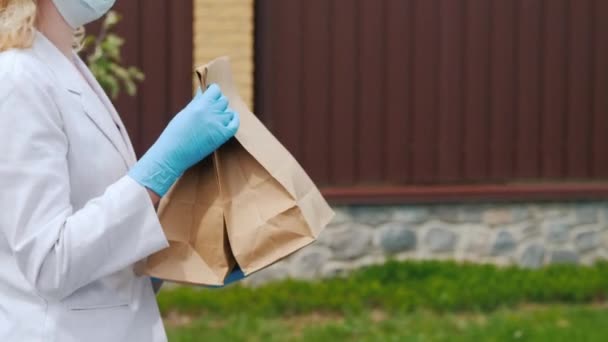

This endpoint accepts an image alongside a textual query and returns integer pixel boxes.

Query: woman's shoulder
[0,50,64,127]
[0,49,55,99]
[0,49,55,88]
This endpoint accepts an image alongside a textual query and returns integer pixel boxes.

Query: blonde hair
[0,0,37,52]
[0,0,83,52]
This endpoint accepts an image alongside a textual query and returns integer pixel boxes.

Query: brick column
[194,0,255,108]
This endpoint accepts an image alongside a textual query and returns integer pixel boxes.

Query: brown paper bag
[143,57,334,285]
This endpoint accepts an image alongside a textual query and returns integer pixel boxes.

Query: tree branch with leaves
[81,11,144,99]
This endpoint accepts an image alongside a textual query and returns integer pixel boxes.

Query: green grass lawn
[159,261,608,341]
[166,305,608,341]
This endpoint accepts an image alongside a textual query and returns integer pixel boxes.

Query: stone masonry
[245,202,608,285]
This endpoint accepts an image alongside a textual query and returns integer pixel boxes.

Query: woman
[0,0,239,341]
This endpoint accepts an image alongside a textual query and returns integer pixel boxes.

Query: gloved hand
[129,84,239,196]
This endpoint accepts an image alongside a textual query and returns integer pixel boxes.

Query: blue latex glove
[129,84,239,196]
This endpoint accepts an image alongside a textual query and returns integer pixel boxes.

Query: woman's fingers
[217,111,235,126]
[225,111,240,133]
[214,96,229,112]
[201,83,222,101]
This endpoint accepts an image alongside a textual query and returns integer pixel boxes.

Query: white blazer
[0,32,170,341]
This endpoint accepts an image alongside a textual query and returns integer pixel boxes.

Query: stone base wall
[245,202,608,285]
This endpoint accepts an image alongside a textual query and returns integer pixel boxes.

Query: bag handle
[194,65,225,202]
[196,66,209,90]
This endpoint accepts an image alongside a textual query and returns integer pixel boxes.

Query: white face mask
[52,0,116,28]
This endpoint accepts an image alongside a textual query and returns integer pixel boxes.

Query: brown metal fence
[89,0,194,156]
[256,0,608,202]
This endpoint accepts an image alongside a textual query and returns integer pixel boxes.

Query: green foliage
[82,11,144,99]
[158,260,608,318]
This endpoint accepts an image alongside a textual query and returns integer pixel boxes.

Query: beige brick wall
[194,0,255,107]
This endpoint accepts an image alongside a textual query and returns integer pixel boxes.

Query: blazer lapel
[72,57,137,166]
[79,84,133,168]
[31,32,134,168]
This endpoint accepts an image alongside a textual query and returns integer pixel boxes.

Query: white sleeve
[0,69,169,301]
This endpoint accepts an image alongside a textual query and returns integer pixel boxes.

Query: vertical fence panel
[463,0,491,180]
[411,0,440,184]
[301,0,331,185]
[168,0,194,118]
[541,0,568,179]
[437,0,464,183]
[385,0,412,185]
[139,1,169,152]
[98,1,193,157]
[515,0,542,178]
[593,0,608,178]
[113,0,142,153]
[358,0,387,183]
[567,0,594,178]
[329,0,358,186]
[269,0,304,161]
[489,0,516,180]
